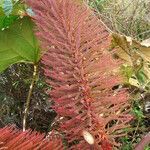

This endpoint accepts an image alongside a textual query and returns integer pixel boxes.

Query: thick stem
[23,64,38,131]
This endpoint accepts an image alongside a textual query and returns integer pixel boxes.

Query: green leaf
[0,15,18,29]
[0,0,4,7]
[136,70,148,85]
[144,146,150,150]
[121,65,133,81]
[0,54,24,72]
[2,0,13,16]
[0,16,40,73]
[132,107,144,121]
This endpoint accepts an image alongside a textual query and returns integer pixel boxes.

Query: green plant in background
[88,0,106,8]
[0,0,150,149]
[88,0,150,149]
[145,146,150,150]
[119,97,148,150]
[0,17,39,71]
[111,33,150,149]
[120,137,133,150]
[0,0,39,72]
[88,0,150,40]
[0,0,42,131]
[111,33,150,90]
[0,0,24,29]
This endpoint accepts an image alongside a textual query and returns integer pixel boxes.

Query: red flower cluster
[27,0,133,149]
[0,126,63,149]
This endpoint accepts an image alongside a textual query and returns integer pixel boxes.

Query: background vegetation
[0,0,150,149]
[88,0,150,149]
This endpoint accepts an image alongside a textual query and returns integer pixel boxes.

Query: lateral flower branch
[27,0,133,149]
[0,126,63,149]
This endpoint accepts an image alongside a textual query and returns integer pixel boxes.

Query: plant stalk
[23,64,38,131]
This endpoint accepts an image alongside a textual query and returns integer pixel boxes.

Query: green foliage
[132,99,145,121]
[88,0,107,9]
[119,97,149,150]
[0,15,18,29]
[120,137,133,150]
[89,0,150,40]
[0,17,39,72]
[0,0,39,73]
[0,0,149,148]
[136,70,148,85]
[145,146,150,150]
[121,65,133,81]
[0,0,25,16]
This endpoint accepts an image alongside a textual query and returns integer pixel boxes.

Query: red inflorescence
[28,0,133,149]
[0,126,63,150]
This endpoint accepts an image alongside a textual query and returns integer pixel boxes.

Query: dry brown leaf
[111,33,150,64]
[111,33,150,87]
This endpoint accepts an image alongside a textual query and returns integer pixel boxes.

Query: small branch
[23,64,38,131]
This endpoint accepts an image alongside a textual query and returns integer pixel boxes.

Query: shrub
[27,0,133,149]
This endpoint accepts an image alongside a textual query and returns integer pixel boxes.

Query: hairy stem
[23,64,38,131]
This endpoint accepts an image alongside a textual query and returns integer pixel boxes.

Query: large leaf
[0,15,18,29]
[0,0,4,7]
[0,16,40,72]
